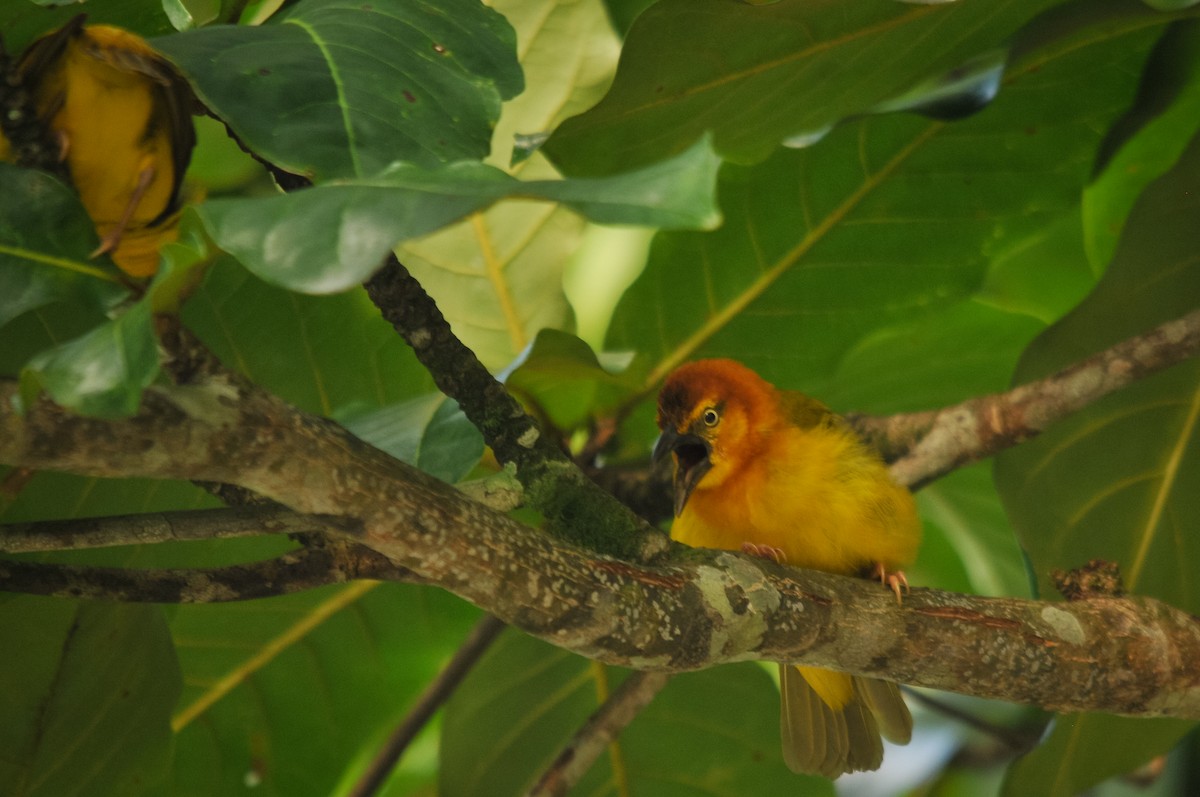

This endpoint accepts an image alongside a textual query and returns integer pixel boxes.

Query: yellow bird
[14,15,195,277]
[654,358,920,777]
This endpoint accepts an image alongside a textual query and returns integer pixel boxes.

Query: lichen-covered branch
[2,377,1198,719]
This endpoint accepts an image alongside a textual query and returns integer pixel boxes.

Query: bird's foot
[870,562,908,604]
[741,541,786,565]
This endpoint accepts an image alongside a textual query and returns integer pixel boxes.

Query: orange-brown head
[653,358,782,517]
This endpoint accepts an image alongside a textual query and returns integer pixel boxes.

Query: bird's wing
[778,389,842,432]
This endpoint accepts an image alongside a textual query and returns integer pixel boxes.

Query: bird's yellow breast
[671,422,919,575]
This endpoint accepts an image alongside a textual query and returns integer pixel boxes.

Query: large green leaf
[168,583,481,797]
[181,257,435,417]
[441,629,823,797]
[1004,714,1195,797]
[606,16,1154,401]
[503,329,637,433]
[0,1,176,53]
[995,132,1200,795]
[915,463,1033,600]
[0,597,180,797]
[337,393,484,484]
[544,0,1069,175]
[0,164,125,332]
[1083,20,1200,270]
[155,0,523,179]
[197,139,720,295]
[398,0,627,371]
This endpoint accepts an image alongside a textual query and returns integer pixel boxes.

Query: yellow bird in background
[11,15,196,278]
[655,358,920,777]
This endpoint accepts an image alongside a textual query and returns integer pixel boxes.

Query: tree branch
[348,615,507,797]
[527,671,673,797]
[2,376,1198,719]
[853,307,1200,489]
[594,307,1200,518]
[0,540,414,602]
[364,255,667,561]
[0,505,355,553]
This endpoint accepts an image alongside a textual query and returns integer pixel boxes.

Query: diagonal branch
[2,373,1199,720]
[364,255,667,561]
[854,307,1200,489]
[527,671,673,797]
[348,615,508,797]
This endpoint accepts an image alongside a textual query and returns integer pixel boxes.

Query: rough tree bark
[3,305,1200,721]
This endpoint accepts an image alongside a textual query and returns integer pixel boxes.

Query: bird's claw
[871,562,909,604]
[741,541,786,565]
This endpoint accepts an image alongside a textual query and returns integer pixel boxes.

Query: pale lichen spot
[517,426,540,448]
[1041,606,1086,645]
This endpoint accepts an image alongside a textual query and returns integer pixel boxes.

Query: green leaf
[915,463,1033,599]
[820,301,1046,413]
[977,211,1098,325]
[169,583,481,797]
[1003,715,1195,797]
[181,257,435,416]
[197,137,721,294]
[1084,20,1200,271]
[0,598,180,797]
[19,300,159,418]
[503,329,637,432]
[0,164,125,332]
[607,17,1152,400]
[399,0,627,371]
[442,629,820,797]
[994,132,1200,794]
[544,0,1066,175]
[155,0,523,179]
[588,666,833,797]
[338,393,484,484]
[0,1,176,53]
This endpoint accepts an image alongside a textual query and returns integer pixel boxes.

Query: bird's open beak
[653,429,712,517]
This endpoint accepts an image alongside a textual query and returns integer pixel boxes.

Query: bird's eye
[701,407,720,427]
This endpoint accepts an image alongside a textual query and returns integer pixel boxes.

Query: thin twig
[0,505,356,553]
[0,541,414,602]
[595,308,1200,509]
[527,671,673,797]
[348,614,508,797]
[903,688,1039,754]
[856,307,1200,488]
